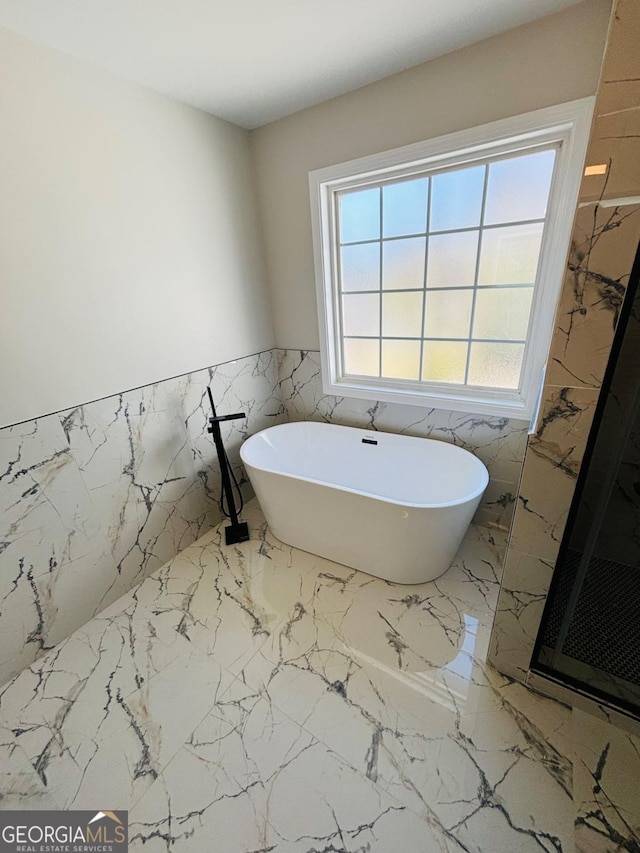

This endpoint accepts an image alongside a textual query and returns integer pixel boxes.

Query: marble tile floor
[0,499,637,852]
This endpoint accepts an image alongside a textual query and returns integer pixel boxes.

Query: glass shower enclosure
[532,240,640,718]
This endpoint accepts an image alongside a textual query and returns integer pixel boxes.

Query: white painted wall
[251,0,612,350]
[0,26,274,428]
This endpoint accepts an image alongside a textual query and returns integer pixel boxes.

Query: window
[310,99,594,420]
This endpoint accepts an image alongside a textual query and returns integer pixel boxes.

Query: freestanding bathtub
[240,421,489,584]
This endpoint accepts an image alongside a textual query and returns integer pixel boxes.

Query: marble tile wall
[489,0,640,682]
[569,264,640,567]
[276,348,528,530]
[0,351,283,687]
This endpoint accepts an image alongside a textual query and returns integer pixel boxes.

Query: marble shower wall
[0,351,282,687]
[276,348,529,529]
[570,269,640,568]
[489,0,640,682]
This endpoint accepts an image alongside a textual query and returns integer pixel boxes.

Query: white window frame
[309,98,594,421]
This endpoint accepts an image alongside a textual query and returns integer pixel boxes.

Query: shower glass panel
[532,240,640,718]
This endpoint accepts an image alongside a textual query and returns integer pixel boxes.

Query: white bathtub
[240,421,489,584]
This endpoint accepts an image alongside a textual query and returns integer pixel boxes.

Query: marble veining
[0,351,283,687]
[1,499,637,850]
[547,202,640,391]
[573,708,640,852]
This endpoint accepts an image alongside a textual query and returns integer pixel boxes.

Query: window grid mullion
[418,178,431,381]
[338,215,546,248]
[378,187,383,378]
[463,164,490,385]
[343,335,526,344]
[342,282,535,296]
[335,194,347,378]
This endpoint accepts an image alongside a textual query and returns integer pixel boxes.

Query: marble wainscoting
[0,350,282,687]
[276,348,529,530]
[489,0,640,689]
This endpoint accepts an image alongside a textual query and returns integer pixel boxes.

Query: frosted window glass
[485,150,556,225]
[344,338,380,377]
[383,178,428,237]
[382,340,421,380]
[424,290,473,339]
[467,342,524,388]
[473,287,534,340]
[340,243,380,292]
[478,223,543,285]
[339,188,380,243]
[430,165,484,232]
[427,231,479,288]
[382,237,426,290]
[382,291,423,337]
[342,293,380,336]
[422,342,467,383]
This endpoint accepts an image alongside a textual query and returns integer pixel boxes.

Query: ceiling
[0,0,586,128]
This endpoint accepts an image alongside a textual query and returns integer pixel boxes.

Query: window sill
[324,374,533,422]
